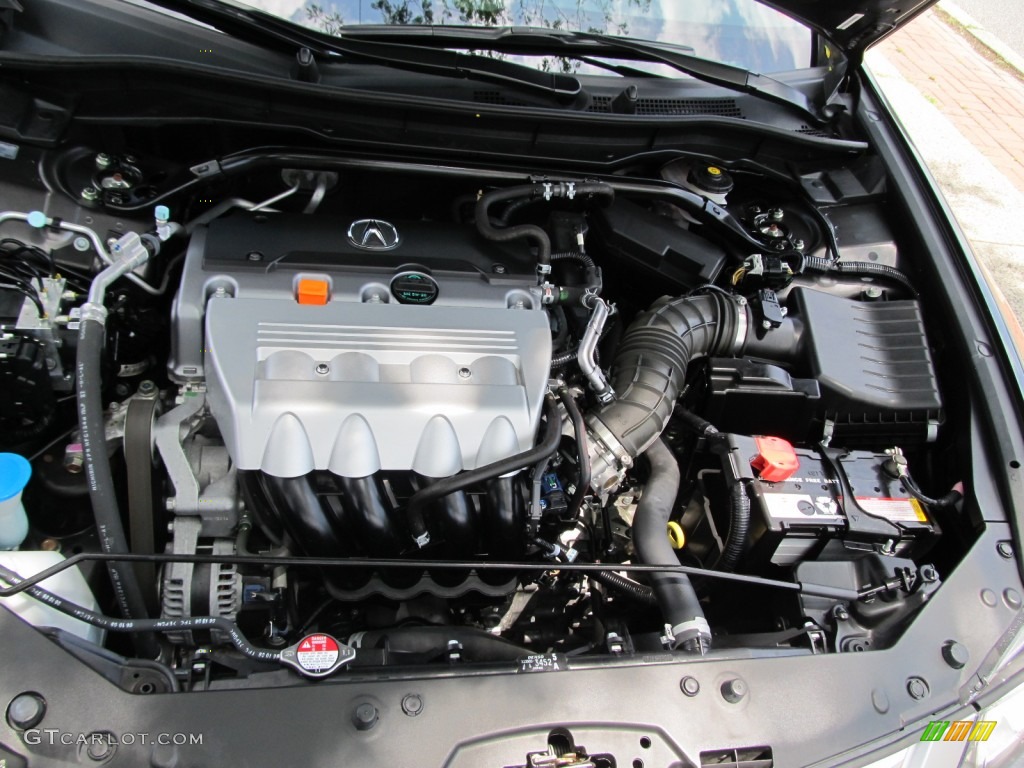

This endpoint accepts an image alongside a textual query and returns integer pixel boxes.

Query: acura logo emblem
[347,219,400,251]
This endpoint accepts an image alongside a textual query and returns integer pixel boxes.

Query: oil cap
[391,271,439,304]
[279,633,356,679]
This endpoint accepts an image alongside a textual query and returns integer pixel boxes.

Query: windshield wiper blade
[143,0,582,100]
[569,32,830,125]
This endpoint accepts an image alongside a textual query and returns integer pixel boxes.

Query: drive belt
[124,393,159,615]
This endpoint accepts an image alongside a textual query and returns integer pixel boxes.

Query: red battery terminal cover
[751,436,800,482]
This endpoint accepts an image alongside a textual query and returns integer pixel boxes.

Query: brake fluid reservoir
[0,550,105,645]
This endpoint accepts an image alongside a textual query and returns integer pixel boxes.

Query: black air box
[708,288,943,445]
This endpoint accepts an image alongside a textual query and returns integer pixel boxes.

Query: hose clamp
[79,302,108,325]
[732,295,749,354]
[542,182,554,201]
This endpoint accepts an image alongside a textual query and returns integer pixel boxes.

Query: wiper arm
[338,26,826,122]
[142,0,582,100]
[569,32,831,125]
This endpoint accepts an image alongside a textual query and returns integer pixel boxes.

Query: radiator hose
[633,439,710,653]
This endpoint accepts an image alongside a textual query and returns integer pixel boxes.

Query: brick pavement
[876,7,1024,193]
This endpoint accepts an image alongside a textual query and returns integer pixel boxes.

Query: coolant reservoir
[0,550,105,645]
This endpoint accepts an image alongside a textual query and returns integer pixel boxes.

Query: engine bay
[0,138,975,689]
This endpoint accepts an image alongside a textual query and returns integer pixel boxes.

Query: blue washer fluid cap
[0,453,31,502]
[154,205,170,221]
[26,211,48,229]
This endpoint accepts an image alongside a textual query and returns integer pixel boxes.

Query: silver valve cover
[204,297,552,478]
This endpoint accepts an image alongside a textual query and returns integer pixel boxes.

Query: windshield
[234,0,813,72]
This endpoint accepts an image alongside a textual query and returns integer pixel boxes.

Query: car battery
[746,447,939,566]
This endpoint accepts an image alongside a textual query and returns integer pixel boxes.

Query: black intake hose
[76,317,158,658]
[405,395,561,548]
[587,292,746,461]
[633,439,710,653]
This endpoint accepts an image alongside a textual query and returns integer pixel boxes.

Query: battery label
[763,493,843,523]
[295,634,340,674]
[855,497,928,523]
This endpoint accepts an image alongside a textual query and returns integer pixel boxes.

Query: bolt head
[458,366,472,379]
[95,153,112,169]
[353,703,378,730]
[762,320,772,329]
[73,236,91,252]
[906,677,930,700]
[997,541,1014,559]
[721,678,747,703]
[679,676,700,697]
[315,363,330,375]
[492,264,507,274]
[401,694,423,716]
[247,251,263,262]
[7,692,46,730]
[80,187,99,201]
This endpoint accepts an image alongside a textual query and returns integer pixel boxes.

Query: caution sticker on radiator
[855,497,928,523]
[279,632,356,678]
[296,633,341,673]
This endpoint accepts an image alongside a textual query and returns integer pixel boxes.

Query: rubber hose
[556,388,591,519]
[475,183,613,271]
[405,396,561,546]
[0,565,278,663]
[76,318,158,658]
[591,570,657,606]
[632,438,710,653]
[718,481,751,573]
[475,186,553,267]
[587,292,743,460]
[350,626,531,661]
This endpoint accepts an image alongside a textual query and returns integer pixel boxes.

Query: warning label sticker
[295,634,340,674]
[764,493,844,523]
[855,497,928,523]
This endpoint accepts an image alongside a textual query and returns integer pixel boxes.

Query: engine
[0,151,964,686]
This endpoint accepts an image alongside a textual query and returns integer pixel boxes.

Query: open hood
[762,0,939,59]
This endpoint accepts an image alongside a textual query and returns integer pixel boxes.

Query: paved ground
[875,8,1024,192]
[868,4,1024,320]
[951,0,1024,60]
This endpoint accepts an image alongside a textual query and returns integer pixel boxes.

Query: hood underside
[762,0,938,58]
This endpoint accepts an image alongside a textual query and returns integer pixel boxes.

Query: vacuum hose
[475,182,613,276]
